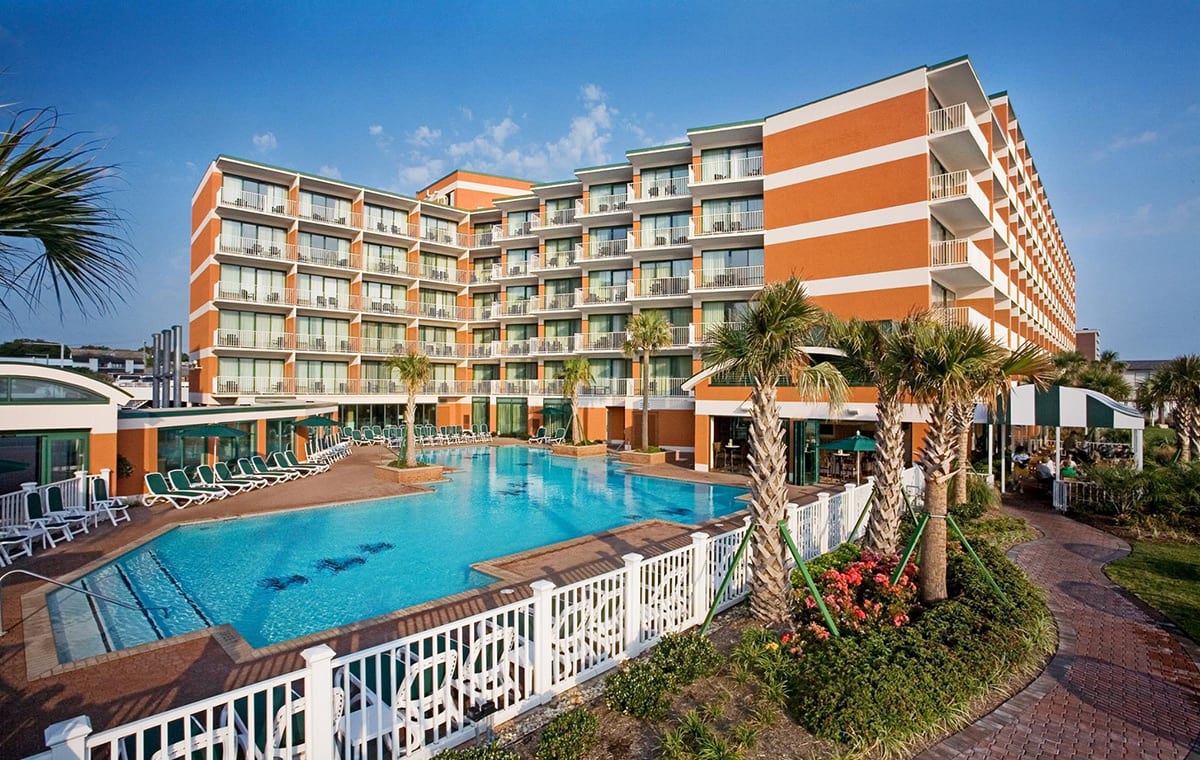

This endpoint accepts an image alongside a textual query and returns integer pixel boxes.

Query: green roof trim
[625,141,690,156]
[530,178,582,189]
[216,154,422,202]
[686,118,764,135]
[119,402,337,420]
[988,89,1009,99]
[927,53,970,71]
[765,63,926,119]
[574,161,632,173]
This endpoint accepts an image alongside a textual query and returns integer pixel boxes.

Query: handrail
[0,569,170,636]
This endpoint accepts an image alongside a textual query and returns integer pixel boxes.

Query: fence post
[842,483,858,543]
[100,468,112,495]
[530,579,556,701]
[74,470,90,508]
[45,715,91,760]
[783,504,799,566]
[816,492,831,554]
[689,532,709,627]
[622,553,644,656]
[301,644,336,760]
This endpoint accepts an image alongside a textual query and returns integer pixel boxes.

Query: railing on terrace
[697,209,764,235]
[930,170,970,200]
[580,193,628,215]
[694,265,764,289]
[470,268,496,285]
[930,306,972,328]
[500,299,536,317]
[361,299,418,317]
[218,189,295,216]
[536,207,578,228]
[294,334,358,353]
[532,251,576,270]
[500,216,539,239]
[472,303,500,320]
[575,284,629,307]
[930,239,973,267]
[296,246,353,269]
[213,282,288,306]
[580,377,634,396]
[362,216,416,238]
[635,377,691,397]
[212,375,294,394]
[497,338,536,357]
[213,329,292,351]
[636,225,690,249]
[630,177,688,201]
[294,378,354,394]
[420,228,469,248]
[291,289,350,310]
[631,275,689,298]
[363,258,418,277]
[216,236,295,262]
[695,154,764,183]
[359,337,412,355]
[497,257,538,278]
[576,331,626,351]
[38,474,897,760]
[0,471,96,533]
[576,238,628,260]
[416,340,462,360]
[416,302,474,321]
[669,325,693,346]
[298,204,358,228]
[928,102,969,134]
[534,336,576,354]
[468,227,501,248]
[1052,479,1113,512]
[416,265,468,284]
[464,342,495,359]
[535,293,576,312]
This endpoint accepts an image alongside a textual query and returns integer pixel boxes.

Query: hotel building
[188,57,1075,481]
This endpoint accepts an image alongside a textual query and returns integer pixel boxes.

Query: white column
[1000,424,1007,493]
[690,532,710,627]
[530,579,556,701]
[1134,429,1144,471]
[987,423,994,483]
[842,483,857,543]
[622,553,644,656]
[74,469,89,508]
[301,644,336,760]
[45,716,92,760]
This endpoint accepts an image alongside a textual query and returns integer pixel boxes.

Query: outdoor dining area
[708,415,881,486]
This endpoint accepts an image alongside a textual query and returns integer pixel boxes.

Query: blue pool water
[48,446,746,661]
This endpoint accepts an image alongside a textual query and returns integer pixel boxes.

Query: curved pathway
[919,502,1200,759]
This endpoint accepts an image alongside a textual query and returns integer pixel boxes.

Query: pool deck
[0,442,826,758]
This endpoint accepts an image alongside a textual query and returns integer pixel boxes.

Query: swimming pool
[48,446,746,662]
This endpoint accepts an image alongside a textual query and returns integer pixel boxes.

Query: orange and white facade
[188,57,1075,468]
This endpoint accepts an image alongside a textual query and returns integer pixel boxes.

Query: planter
[375,463,444,484]
[619,449,669,466]
[551,443,608,458]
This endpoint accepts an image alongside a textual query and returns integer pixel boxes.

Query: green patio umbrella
[818,431,876,483]
[294,415,337,427]
[0,458,30,474]
[175,423,248,467]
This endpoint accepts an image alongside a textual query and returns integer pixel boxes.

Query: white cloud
[252,131,277,152]
[1092,130,1157,160]
[319,165,341,179]
[408,125,442,147]
[581,83,605,103]
[459,106,474,122]
[368,124,385,136]
[399,158,446,188]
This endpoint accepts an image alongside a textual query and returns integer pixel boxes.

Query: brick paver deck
[920,502,1200,760]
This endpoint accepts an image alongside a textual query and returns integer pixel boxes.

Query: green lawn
[1106,541,1200,643]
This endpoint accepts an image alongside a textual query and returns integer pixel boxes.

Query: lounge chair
[196,464,255,494]
[90,477,132,526]
[269,451,318,477]
[217,461,272,488]
[528,426,547,444]
[546,428,567,445]
[23,491,79,548]
[0,531,34,566]
[480,424,494,442]
[236,458,291,484]
[168,469,228,500]
[144,472,210,509]
[251,455,306,480]
[284,450,330,473]
[45,486,94,534]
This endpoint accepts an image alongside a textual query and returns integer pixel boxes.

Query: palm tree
[828,315,921,554]
[1138,356,1200,462]
[703,278,848,625]
[623,311,673,450]
[894,321,1051,602]
[559,357,594,445]
[387,350,431,467]
[0,107,133,319]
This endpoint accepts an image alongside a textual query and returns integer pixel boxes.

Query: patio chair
[168,469,228,500]
[196,464,255,495]
[280,450,330,474]
[0,530,34,565]
[221,460,279,487]
[251,455,306,481]
[527,426,547,444]
[9,495,72,550]
[90,477,133,525]
[546,428,567,445]
[45,485,94,535]
[144,472,210,509]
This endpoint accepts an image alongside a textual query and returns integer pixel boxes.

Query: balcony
[362,257,418,279]
[577,193,630,218]
[931,305,993,335]
[497,338,537,357]
[689,156,765,198]
[362,215,416,239]
[219,190,294,217]
[361,298,418,318]
[294,334,358,354]
[468,227,501,249]
[628,177,690,205]
[575,238,630,262]
[298,203,358,228]
[534,293,576,313]
[417,264,469,285]
[533,336,576,355]
[580,377,634,397]
[359,337,412,356]
[669,325,693,347]
[929,170,990,233]
[634,377,691,397]
[213,376,294,395]
[213,282,288,308]
[292,289,349,311]
[419,228,469,249]
[693,265,764,290]
[531,250,579,272]
[216,236,294,264]
[929,239,992,292]
[494,256,539,280]
[631,275,690,300]
[463,342,495,359]
[577,331,626,352]
[695,209,764,238]
[416,302,473,321]
[533,206,579,230]
[213,329,292,352]
[472,303,500,321]
[416,340,462,360]
[629,225,691,253]
[496,216,539,241]
[499,298,537,318]
[928,103,989,171]
[574,284,630,309]
[296,246,352,269]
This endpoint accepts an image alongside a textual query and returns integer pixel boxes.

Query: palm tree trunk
[1180,405,1195,463]
[951,401,972,508]
[405,393,417,468]
[570,384,581,445]
[918,399,956,603]
[641,352,651,450]
[746,378,791,625]
[863,390,905,554]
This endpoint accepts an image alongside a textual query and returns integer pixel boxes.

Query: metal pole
[699,526,753,636]
[778,521,840,637]
[1000,424,1007,493]
[945,514,1010,604]
[172,324,183,407]
[151,333,161,407]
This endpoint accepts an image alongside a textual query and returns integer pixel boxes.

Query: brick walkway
[920,502,1200,760]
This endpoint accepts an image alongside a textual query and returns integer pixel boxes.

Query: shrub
[604,659,674,719]
[535,708,598,760]
[790,549,916,639]
[436,743,521,760]
[650,633,721,686]
[951,474,998,520]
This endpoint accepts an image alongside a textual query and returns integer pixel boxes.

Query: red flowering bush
[791,549,917,640]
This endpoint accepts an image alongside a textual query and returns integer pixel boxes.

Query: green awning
[1002,384,1144,430]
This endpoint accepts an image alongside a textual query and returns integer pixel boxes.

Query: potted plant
[375,349,444,484]
[551,357,606,457]
[620,312,673,465]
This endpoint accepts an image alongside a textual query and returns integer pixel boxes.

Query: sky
[0,1,1197,358]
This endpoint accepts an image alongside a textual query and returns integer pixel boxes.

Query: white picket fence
[31,470,909,760]
[0,471,108,532]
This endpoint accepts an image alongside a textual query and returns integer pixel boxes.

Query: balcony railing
[292,289,349,310]
[217,235,294,262]
[299,203,357,227]
[669,325,693,347]
[416,340,462,359]
[361,298,417,317]
[497,338,537,356]
[296,246,352,268]
[464,342,495,359]
[468,227,501,248]
[931,305,991,334]
[929,170,971,200]
[363,216,415,238]
[929,239,974,267]
[219,189,294,216]
[294,334,358,353]
[213,376,294,395]
[359,337,412,355]
[532,250,577,270]
[420,228,469,248]
[417,264,467,284]
[928,102,969,135]
[631,275,689,298]
[635,377,691,397]
[535,293,576,312]
[363,257,418,277]
[213,329,292,351]
[535,207,578,228]
[210,375,693,398]
[214,282,287,306]
[580,377,634,397]
[577,238,629,260]
[580,193,628,215]
[694,265,764,289]
[630,177,688,201]
[534,336,576,354]
[577,331,627,351]
[696,209,764,235]
[497,256,537,278]
[472,302,500,320]
[500,298,536,317]
[416,302,473,320]
[695,155,764,183]
[499,216,539,239]
[575,284,629,307]
[635,225,690,249]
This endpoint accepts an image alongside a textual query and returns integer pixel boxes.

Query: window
[473,364,499,381]
[295,317,351,351]
[505,284,537,303]
[474,328,500,344]
[295,360,349,393]
[641,307,690,327]
[507,323,535,341]
[220,220,288,255]
[505,362,536,380]
[473,257,499,281]
[361,321,405,354]
[641,259,691,280]
[364,243,408,274]
[473,223,497,246]
[300,191,351,224]
[590,269,632,288]
[639,165,688,197]
[700,248,764,285]
[590,226,630,242]
[418,288,457,318]
[700,197,763,233]
[591,358,631,380]
[265,419,295,456]
[640,213,690,246]
[216,358,285,393]
[589,313,628,334]
[544,237,581,267]
[544,197,578,225]
[218,265,285,301]
[218,310,285,339]
[473,292,497,318]
[700,145,763,181]
[420,215,458,244]
[701,301,749,332]
[543,277,580,296]
[363,280,406,308]
[221,175,288,212]
[506,210,537,236]
[419,252,457,280]
[932,282,955,307]
[297,233,350,267]
[506,248,535,275]
[0,377,106,403]
[365,204,410,235]
[588,182,627,212]
[543,319,579,338]
[296,274,350,307]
